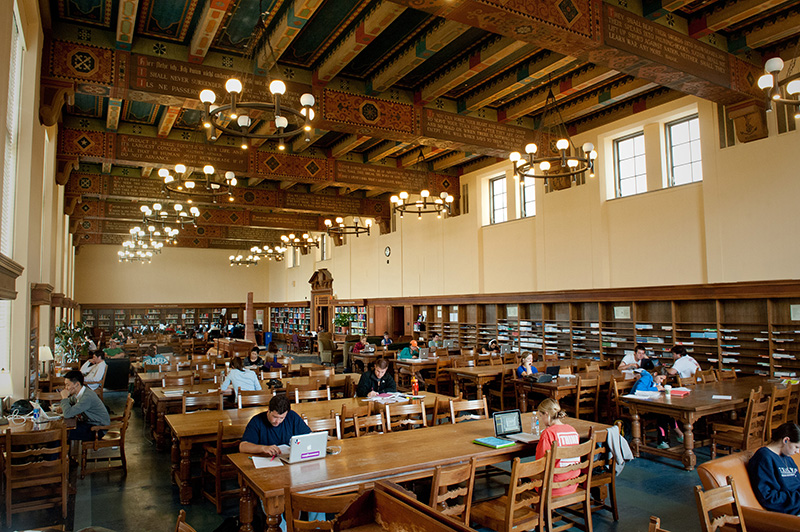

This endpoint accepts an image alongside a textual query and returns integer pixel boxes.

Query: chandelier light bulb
[445,195,454,203]
[199,89,216,104]
[140,205,149,213]
[175,164,186,174]
[525,143,537,154]
[399,191,409,200]
[556,139,569,151]
[158,168,169,178]
[237,115,251,128]
[225,78,243,94]
[567,159,579,168]
[278,139,286,150]
[153,203,162,211]
[269,80,286,95]
[324,219,332,227]
[365,218,373,227]
[509,152,521,162]
[765,57,784,74]
[174,204,182,211]
[164,175,174,184]
[300,93,315,107]
[589,150,598,160]
[335,217,344,224]
[540,161,551,172]
[786,80,800,95]
[203,165,214,175]
[421,189,430,198]
[757,74,773,90]
[185,181,195,189]
[275,116,288,129]
[582,142,594,153]
[300,108,315,120]
[390,195,399,203]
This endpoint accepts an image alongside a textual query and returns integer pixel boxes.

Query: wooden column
[245,292,256,344]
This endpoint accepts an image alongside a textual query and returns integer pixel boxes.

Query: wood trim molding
[31,283,55,306]
[51,292,65,307]
[0,254,24,300]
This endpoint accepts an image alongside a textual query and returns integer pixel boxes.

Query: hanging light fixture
[323,217,372,236]
[117,248,154,263]
[280,232,320,251]
[140,201,199,228]
[390,190,454,219]
[160,166,237,203]
[508,87,598,187]
[229,244,286,266]
[228,252,259,267]
[757,54,800,118]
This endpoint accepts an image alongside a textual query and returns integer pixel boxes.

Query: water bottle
[533,416,540,437]
[411,376,419,395]
[33,402,42,423]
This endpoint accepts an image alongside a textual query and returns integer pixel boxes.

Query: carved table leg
[238,480,254,532]
[518,385,528,413]
[631,407,641,457]
[170,434,179,485]
[682,418,696,471]
[178,440,193,505]
[266,494,284,532]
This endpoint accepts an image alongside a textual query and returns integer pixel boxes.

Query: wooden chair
[294,388,331,403]
[694,476,747,532]
[460,348,475,357]
[163,375,194,387]
[718,368,737,381]
[470,454,547,532]
[587,426,619,521]
[677,375,698,387]
[174,509,198,532]
[432,357,454,395]
[194,363,215,372]
[89,370,107,401]
[341,402,372,438]
[710,386,769,459]
[611,377,636,421]
[429,396,453,426]
[565,375,600,421]
[486,366,517,413]
[353,411,385,437]
[450,397,489,424]
[698,369,718,384]
[286,381,321,399]
[766,384,793,440]
[648,516,671,532]
[309,368,335,379]
[304,412,342,440]
[385,402,427,431]
[4,425,68,527]
[429,457,477,524]
[261,369,283,380]
[158,364,181,372]
[786,382,800,424]
[201,420,241,513]
[544,435,597,532]
[182,390,223,414]
[195,369,218,383]
[81,395,134,479]
[238,390,274,409]
[283,487,361,532]
[193,354,210,364]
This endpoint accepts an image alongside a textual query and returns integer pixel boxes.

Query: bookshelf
[718,299,769,376]
[769,298,800,378]
[544,303,572,360]
[270,304,312,336]
[571,302,600,360]
[333,304,367,336]
[673,300,719,368]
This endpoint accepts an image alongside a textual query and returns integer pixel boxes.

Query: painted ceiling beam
[188,0,233,64]
[293,129,324,152]
[728,11,800,53]
[256,0,323,72]
[309,183,328,193]
[500,66,619,121]
[364,141,408,163]
[367,19,468,94]
[365,189,384,198]
[459,51,577,113]
[248,118,277,148]
[553,78,660,123]
[315,0,406,85]
[643,0,696,20]
[568,88,683,134]
[157,106,182,138]
[106,98,123,131]
[689,0,790,38]
[398,146,447,168]
[431,151,478,171]
[280,181,297,189]
[140,166,153,178]
[417,36,529,105]
[330,134,372,158]
[115,0,140,51]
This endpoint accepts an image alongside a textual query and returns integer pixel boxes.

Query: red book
[670,389,690,397]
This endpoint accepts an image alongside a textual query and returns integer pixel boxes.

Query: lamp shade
[0,372,12,396]
[39,346,54,362]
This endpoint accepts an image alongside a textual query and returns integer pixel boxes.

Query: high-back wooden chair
[587,426,619,521]
[261,369,283,381]
[460,348,475,357]
[432,357,454,395]
[309,368,335,379]
[201,420,242,513]
[341,402,372,438]
[766,384,793,440]
[698,369,718,384]
[429,396,453,426]
[194,363,215,372]
[786,382,800,424]
[193,354,210,365]
[710,386,770,459]
[283,487,361,532]
[566,375,600,421]
[159,364,181,372]
[353,411,385,437]
[648,516,671,532]
[385,402,427,431]
[544,435,596,532]
[81,395,134,479]
[294,388,331,403]
[611,377,636,421]
[487,366,517,412]
[5,425,68,527]
[182,390,224,414]
[174,509,198,532]
[163,375,194,387]
[304,412,342,440]
[429,457,477,524]
[677,375,698,387]
[470,454,548,532]
[450,397,489,424]
[694,476,748,532]
[717,369,737,381]
[195,369,218,383]
[286,381,321,399]
[238,390,274,409]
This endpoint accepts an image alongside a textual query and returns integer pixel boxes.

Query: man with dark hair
[239,395,311,456]
[59,370,110,441]
[618,344,649,370]
[80,351,107,390]
[665,344,700,379]
[356,357,396,397]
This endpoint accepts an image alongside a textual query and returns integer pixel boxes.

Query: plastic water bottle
[533,416,540,437]
[411,376,419,395]
[32,402,42,423]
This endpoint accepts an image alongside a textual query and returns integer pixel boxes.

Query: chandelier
[229,245,285,266]
[508,87,598,186]
[140,202,199,227]
[159,165,237,203]
[390,191,454,219]
[127,225,179,250]
[280,232,320,251]
[757,56,800,118]
[324,217,372,236]
[117,248,154,263]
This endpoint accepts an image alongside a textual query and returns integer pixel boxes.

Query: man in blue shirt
[748,422,800,515]
[239,395,310,456]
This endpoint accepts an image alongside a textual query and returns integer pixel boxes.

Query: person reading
[397,340,420,360]
[748,421,800,515]
[534,398,580,496]
[356,358,396,397]
[59,370,111,441]
[428,333,442,349]
[221,356,261,398]
[631,365,673,449]
[618,344,649,370]
[665,345,700,379]
[245,346,264,369]
[381,332,393,346]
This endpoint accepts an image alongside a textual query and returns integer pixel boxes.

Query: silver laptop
[492,410,538,444]
[500,344,511,355]
[279,432,328,464]
[418,347,430,359]
[442,339,455,348]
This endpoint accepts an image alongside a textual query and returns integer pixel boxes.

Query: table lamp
[0,371,13,425]
[39,345,54,377]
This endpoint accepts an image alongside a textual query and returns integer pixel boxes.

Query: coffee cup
[664,384,672,391]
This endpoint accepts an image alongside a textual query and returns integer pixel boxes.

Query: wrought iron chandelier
[229,244,285,266]
[159,165,237,203]
[323,217,372,236]
[280,232,320,251]
[390,191,454,219]
[140,202,199,227]
[508,87,598,186]
[758,55,800,118]
[117,248,154,263]
[127,224,179,250]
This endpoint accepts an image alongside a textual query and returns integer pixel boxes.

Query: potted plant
[54,320,90,365]
[333,312,355,335]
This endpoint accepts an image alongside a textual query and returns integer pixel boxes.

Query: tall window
[666,114,702,186]
[1,16,21,256]
[287,247,300,268]
[613,132,646,198]
[489,176,507,224]
[320,234,330,260]
[520,176,536,218]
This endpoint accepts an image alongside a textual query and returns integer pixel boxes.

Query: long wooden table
[231,414,609,532]
[165,392,455,505]
[514,369,636,412]
[444,364,518,399]
[622,375,769,470]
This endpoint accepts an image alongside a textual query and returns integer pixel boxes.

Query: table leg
[177,439,193,504]
[170,434,179,485]
[155,404,166,448]
[518,385,528,413]
[631,407,641,457]
[266,495,284,532]
[238,479,254,532]
[476,378,485,400]
[681,418,697,471]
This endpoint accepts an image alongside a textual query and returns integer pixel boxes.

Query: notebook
[492,409,538,444]
[278,432,328,464]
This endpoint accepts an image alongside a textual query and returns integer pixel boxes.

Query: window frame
[613,131,647,198]
[489,175,507,225]
[520,176,536,218]
[1,14,22,256]
[665,113,702,187]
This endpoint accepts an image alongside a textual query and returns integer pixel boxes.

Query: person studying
[356,358,396,397]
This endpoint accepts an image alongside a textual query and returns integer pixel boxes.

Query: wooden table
[165,392,456,505]
[133,369,197,406]
[231,414,609,532]
[444,364,517,399]
[514,369,635,412]
[622,375,769,470]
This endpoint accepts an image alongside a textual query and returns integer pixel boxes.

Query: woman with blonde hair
[535,398,581,496]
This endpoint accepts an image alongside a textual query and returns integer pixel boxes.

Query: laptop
[492,410,538,444]
[545,366,561,376]
[443,339,455,348]
[278,432,328,464]
[500,344,511,355]
[418,347,430,359]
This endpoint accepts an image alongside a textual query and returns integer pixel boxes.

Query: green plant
[54,320,90,363]
[333,313,355,328]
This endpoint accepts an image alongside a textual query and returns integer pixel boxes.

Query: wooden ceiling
[43,0,800,250]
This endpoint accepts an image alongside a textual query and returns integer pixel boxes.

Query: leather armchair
[317,332,342,366]
[697,450,800,532]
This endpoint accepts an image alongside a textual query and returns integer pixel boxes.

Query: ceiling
[43,0,800,251]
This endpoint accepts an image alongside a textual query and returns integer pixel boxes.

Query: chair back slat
[694,476,747,532]
[238,390,274,409]
[182,390,223,414]
[767,385,792,440]
[449,397,488,424]
[429,457,477,524]
[385,402,427,431]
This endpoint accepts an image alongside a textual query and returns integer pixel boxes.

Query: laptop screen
[493,410,523,437]
[545,366,560,376]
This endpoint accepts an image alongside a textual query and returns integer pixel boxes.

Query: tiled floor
[35,357,712,532]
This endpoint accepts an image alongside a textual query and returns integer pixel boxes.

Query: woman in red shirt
[535,398,581,496]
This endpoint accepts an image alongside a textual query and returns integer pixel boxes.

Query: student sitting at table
[398,340,420,359]
[428,333,442,349]
[245,346,264,370]
[264,341,291,370]
[59,370,111,441]
[481,338,501,354]
[142,345,170,367]
[535,398,581,496]
[352,335,369,354]
[665,345,700,379]
[632,365,673,449]
[618,344,649,371]
[221,356,261,398]
[381,331,393,346]
[516,352,539,378]
[103,339,125,359]
[748,422,800,515]
[356,358,397,397]
[80,351,107,391]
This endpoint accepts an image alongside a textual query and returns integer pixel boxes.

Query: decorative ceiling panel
[137,0,202,42]
[56,0,115,28]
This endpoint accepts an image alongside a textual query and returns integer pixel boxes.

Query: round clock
[384,246,391,257]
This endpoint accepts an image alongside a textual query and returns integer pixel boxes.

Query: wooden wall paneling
[404,305,413,338]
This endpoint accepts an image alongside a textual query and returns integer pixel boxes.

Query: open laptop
[278,432,328,464]
[500,344,511,355]
[492,410,538,444]
[442,339,455,348]
[418,347,430,359]
[545,366,561,376]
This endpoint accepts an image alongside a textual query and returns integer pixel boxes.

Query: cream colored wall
[74,246,269,305]
[266,96,799,300]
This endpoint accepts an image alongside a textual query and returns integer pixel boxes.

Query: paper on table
[252,456,283,469]
[712,395,733,400]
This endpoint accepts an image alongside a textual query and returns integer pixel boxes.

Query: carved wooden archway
[309,269,333,332]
